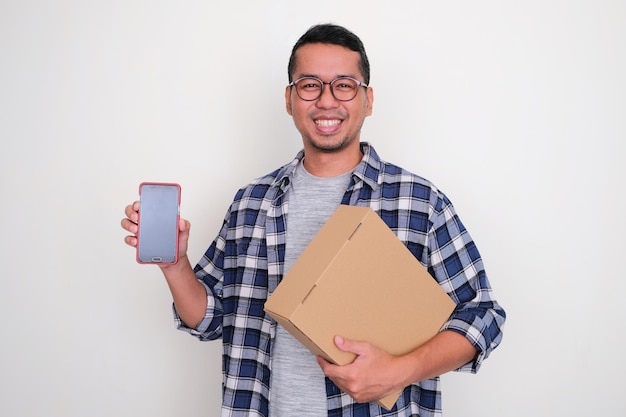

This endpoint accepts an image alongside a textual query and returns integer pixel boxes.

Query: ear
[285,85,293,115]
[365,86,374,117]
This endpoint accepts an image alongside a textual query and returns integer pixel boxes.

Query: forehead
[293,43,363,79]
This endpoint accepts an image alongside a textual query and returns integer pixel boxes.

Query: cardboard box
[264,205,456,410]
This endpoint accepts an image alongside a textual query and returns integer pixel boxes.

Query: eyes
[290,77,367,102]
[299,79,356,91]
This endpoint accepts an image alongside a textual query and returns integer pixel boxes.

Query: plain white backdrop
[1,1,624,416]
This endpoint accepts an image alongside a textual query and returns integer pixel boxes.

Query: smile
[315,119,341,127]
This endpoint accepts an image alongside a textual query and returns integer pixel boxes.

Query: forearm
[399,330,477,385]
[160,255,208,329]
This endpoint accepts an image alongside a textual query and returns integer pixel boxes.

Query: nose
[316,83,339,108]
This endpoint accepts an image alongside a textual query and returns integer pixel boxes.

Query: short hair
[287,24,370,85]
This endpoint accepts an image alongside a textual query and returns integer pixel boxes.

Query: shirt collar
[353,142,383,190]
[272,142,382,192]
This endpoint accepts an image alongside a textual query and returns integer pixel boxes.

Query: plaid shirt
[176,143,506,417]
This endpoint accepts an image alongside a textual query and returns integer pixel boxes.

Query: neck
[302,143,363,177]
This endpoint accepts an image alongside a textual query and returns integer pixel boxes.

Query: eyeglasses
[289,76,368,102]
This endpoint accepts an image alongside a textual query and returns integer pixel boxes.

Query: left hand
[316,335,409,404]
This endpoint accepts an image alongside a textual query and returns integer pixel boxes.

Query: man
[122,23,506,417]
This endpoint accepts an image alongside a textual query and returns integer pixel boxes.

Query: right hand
[121,201,192,265]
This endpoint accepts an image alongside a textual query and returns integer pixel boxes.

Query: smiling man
[122,23,506,417]
[286,42,373,176]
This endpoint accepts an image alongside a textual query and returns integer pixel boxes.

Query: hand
[120,201,192,264]
[316,336,409,404]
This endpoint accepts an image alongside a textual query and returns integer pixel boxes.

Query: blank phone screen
[137,183,180,263]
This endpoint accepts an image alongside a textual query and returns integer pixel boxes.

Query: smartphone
[136,182,181,264]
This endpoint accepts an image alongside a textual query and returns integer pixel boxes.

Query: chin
[307,136,355,153]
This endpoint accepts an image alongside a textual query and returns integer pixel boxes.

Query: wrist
[159,254,191,275]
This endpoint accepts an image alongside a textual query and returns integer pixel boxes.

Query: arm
[317,330,476,404]
[122,201,208,328]
[159,254,208,328]
[318,190,506,404]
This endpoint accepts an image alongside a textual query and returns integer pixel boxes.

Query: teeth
[315,119,340,127]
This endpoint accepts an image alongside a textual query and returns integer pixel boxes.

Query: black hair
[287,23,370,84]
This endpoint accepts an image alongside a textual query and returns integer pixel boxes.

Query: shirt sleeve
[173,218,228,342]
[172,276,223,341]
[426,192,506,373]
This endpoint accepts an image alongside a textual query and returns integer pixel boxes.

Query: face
[285,43,374,155]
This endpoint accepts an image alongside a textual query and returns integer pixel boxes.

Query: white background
[1,1,624,416]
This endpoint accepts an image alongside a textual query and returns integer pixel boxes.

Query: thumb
[179,218,191,233]
[334,335,366,355]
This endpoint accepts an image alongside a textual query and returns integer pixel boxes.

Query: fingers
[123,234,138,248]
[124,201,140,222]
[121,201,190,251]
[321,337,398,404]
[121,201,140,247]
[121,218,137,234]
[121,201,139,232]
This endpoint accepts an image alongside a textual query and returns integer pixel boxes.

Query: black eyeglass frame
[288,76,369,102]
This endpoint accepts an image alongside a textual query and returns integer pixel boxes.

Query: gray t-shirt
[269,161,352,416]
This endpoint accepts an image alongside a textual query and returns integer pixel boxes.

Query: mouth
[315,119,342,127]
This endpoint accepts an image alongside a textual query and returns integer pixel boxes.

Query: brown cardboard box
[264,205,456,410]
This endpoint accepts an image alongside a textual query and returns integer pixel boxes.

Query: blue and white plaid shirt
[175,143,506,417]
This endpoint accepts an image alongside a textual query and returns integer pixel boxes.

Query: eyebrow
[297,73,357,80]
